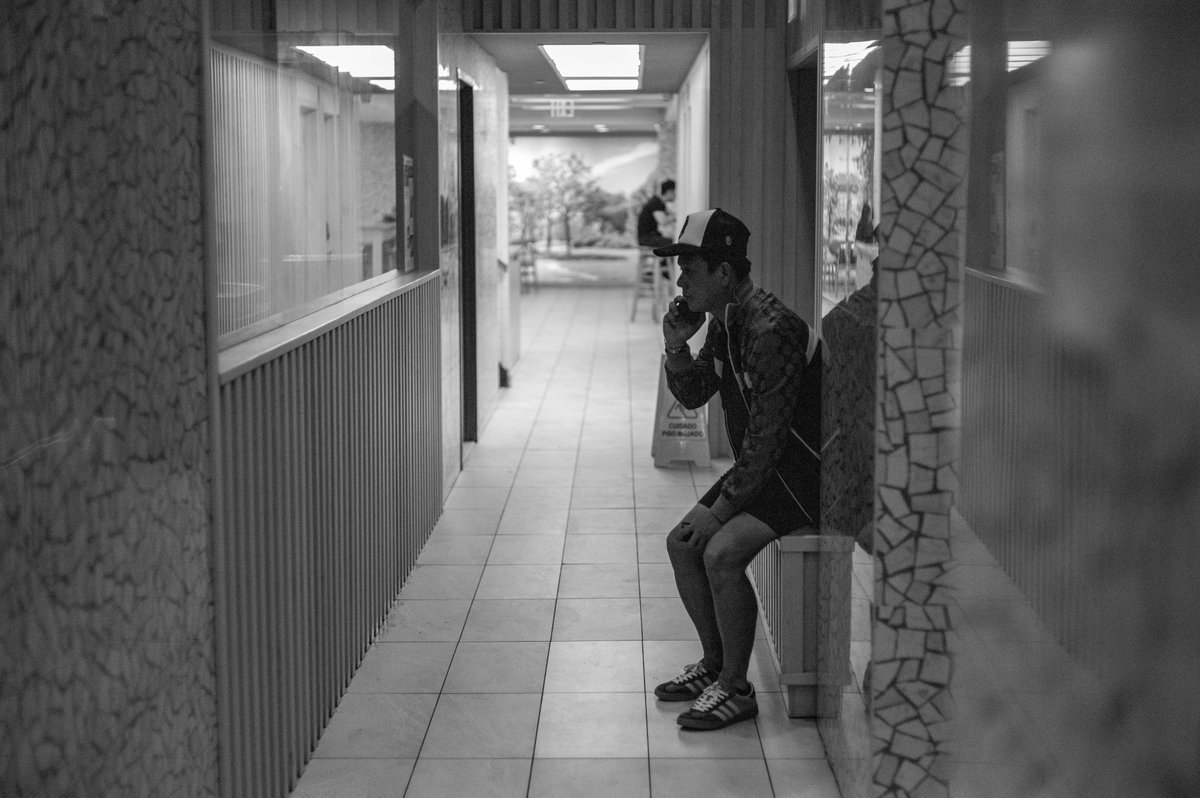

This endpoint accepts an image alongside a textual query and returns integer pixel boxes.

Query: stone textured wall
[0,2,217,795]
[871,1,967,795]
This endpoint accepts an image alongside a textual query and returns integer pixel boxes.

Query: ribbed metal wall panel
[211,0,397,34]
[961,270,1110,670]
[214,279,441,797]
[464,0,721,29]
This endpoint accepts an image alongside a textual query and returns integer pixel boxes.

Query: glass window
[961,0,1053,283]
[820,40,882,315]
[208,10,405,345]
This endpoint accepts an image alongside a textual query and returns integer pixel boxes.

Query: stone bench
[748,530,854,718]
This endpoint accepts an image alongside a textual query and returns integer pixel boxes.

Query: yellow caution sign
[651,356,710,467]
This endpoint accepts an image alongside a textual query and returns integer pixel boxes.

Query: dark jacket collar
[721,278,757,328]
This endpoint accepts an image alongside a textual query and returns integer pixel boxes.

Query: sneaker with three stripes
[653,661,717,702]
[676,682,759,730]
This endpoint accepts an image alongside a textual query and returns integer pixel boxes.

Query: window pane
[208,18,400,344]
[820,40,881,313]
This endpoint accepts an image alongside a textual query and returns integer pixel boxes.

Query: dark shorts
[698,473,814,536]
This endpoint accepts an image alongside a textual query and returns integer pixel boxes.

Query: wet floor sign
[651,356,710,467]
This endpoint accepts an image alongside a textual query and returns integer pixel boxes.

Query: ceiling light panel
[296,45,395,78]
[564,78,640,91]
[540,44,642,91]
[541,44,641,78]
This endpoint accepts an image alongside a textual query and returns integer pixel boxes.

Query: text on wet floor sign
[651,356,710,467]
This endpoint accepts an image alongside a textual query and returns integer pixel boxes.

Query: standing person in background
[651,208,822,731]
[637,179,677,249]
[853,203,880,289]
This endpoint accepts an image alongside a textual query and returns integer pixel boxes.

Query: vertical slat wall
[960,270,1110,670]
[463,0,814,318]
[749,539,786,662]
[210,46,276,335]
[210,0,396,33]
[216,278,441,798]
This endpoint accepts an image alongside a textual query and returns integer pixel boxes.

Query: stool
[631,247,671,321]
[516,242,537,292]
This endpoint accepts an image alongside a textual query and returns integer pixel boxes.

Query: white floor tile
[377,599,471,643]
[420,693,541,759]
[649,758,774,798]
[552,598,643,641]
[442,641,549,693]
[557,563,641,598]
[461,598,556,642]
[405,758,531,798]
[535,692,648,758]
[543,640,645,693]
[566,508,637,535]
[311,694,437,759]
[475,564,562,599]
[291,758,413,798]
[347,642,456,694]
[562,533,639,564]
[529,758,650,798]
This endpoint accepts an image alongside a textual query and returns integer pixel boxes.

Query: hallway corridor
[290,285,841,797]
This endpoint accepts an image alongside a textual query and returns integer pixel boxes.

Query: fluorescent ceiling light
[296,45,395,78]
[541,44,641,78]
[1007,41,1050,70]
[565,78,639,91]
[823,41,877,78]
[947,41,1051,86]
[949,48,971,86]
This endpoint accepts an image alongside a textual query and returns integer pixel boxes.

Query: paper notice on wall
[651,356,710,468]
[402,155,416,273]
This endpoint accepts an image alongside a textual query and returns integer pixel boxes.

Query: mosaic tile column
[872,1,967,795]
[1,2,217,795]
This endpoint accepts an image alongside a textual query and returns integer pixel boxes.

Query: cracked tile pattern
[819,284,877,798]
[821,283,879,552]
[0,2,216,796]
[873,0,968,795]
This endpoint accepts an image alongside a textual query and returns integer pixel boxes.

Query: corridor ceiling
[470,32,709,135]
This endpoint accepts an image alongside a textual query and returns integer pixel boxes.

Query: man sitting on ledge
[653,208,822,730]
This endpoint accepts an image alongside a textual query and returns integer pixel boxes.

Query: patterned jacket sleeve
[664,323,724,409]
[709,321,811,523]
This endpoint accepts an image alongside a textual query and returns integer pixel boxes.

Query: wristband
[665,342,689,356]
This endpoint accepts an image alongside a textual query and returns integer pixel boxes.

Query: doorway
[458,74,478,444]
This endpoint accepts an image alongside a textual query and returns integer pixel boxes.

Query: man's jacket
[665,281,822,526]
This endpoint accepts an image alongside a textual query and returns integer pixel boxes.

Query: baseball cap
[653,208,750,261]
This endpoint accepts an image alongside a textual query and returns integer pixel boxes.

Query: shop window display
[820,41,881,315]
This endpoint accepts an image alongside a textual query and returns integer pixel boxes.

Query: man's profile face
[676,253,722,313]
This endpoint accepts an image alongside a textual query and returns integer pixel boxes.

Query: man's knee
[702,517,775,576]
[666,524,700,566]
[666,505,712,563]
[701,538,748,577]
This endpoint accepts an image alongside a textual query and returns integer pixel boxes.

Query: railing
[213,276,442,797]
[960,268,1112,670]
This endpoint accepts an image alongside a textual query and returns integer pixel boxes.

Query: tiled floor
[291,284,842,797]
